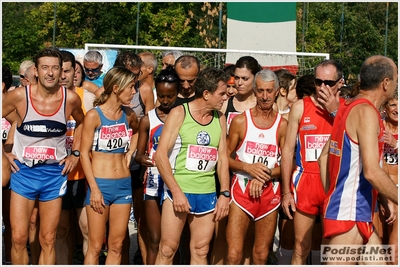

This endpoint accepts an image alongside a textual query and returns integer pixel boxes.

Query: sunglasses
[20,74,26,79]
[315,78,341,87]
[156,74,178,83]
[84,66,102,73]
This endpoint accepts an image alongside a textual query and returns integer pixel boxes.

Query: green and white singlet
[168,103,222,194]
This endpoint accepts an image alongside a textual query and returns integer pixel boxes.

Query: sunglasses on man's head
[156,74,178,83]
[84,66,101,73]
[314,78,341,87]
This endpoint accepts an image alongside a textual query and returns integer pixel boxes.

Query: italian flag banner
[226,2,298,73]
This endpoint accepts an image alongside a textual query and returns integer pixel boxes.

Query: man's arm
[82,80,99,94]
[154,106,191,213]
[280,100,303,219]
[318,136,331,193]
[139,84,155,114]
[134,114,153,167]
[352,105,398,205]
[214,113,230,221]
[2,87,24,119]
[60,91,84,175]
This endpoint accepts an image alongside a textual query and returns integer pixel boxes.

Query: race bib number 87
[305,134,330,161]
[185,144,218,172]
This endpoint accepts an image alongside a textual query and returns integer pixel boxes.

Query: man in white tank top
[225,69,288,264]
[2,48,85,265]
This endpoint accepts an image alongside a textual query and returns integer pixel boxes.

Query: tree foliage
[297,2,398,84]
[2,2,397,85]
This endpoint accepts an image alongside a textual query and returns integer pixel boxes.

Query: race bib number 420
[185,144,218,172]
[305,134,330,161]
[98,123,129,151]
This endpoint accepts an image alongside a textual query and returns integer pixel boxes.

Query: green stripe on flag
[228,2,296,23]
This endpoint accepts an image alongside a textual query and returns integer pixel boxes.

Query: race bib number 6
[305,134,330,161]
[23,146,57,166]
[185,144,218,172]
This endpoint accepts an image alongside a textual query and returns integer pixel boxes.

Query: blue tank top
[92,106,132,153]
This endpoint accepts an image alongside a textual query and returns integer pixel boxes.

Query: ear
[112,84,119,94]
[382,77,389,91]
[203,90,210,100]
[148,65,154,74]
[279,87,286,97]
[338,78,344,88]
[34,67,38,78]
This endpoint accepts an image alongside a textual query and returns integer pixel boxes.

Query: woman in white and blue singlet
[80,66,139,265]
[134,66,179,264]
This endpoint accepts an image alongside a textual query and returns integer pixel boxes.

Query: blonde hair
[93,67,137,106]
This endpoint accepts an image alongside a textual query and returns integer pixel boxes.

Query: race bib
[384,143,398,165]
[226,112,241,133]
[304,134,330,161]
[2,118,11,141]
[242,140,277,168]
[98,123,129,151]
[23,146,57,166]
[124,128,133,152]
[185,144,218,172]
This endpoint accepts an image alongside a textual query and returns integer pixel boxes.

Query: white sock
[311,250,321,265]
[277,247,293,265]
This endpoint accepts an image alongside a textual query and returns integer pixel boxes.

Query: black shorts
[131,166,145,190]
[61,179,87,210]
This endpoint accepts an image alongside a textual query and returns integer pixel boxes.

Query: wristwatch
[220,190,230,198]
[71,150,80,157]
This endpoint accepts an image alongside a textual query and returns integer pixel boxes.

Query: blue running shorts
[85,177,132,205]
[10,160,67,201]
[167,190,217,215]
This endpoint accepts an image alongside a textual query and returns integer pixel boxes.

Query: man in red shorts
[321,55,398,264]
[281,59,344,264]
[225,69,287,264]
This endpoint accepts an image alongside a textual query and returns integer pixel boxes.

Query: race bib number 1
[304,134,330,161]
[185,144,218,172]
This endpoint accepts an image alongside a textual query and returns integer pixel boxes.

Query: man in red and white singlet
[225,69,287,264]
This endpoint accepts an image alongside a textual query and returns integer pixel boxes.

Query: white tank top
[233,109,282,181]
[13,85,68,167]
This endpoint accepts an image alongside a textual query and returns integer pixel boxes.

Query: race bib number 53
[305,134,330,161]
[185,144,218,172]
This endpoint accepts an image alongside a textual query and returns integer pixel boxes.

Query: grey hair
[19,60,34,73]
[253,69,279,91]
[162,50,183,61]
[139,52,158,73]
[84,50,103,65]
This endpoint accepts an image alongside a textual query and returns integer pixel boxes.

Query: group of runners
[1,47,398,265]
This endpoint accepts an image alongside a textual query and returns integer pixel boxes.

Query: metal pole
[340,3,344,54]
[301,2,306,76]
[136,2,140,51]
[384,2,389,56]
[53,3,57,47]
[218,2,222,68]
